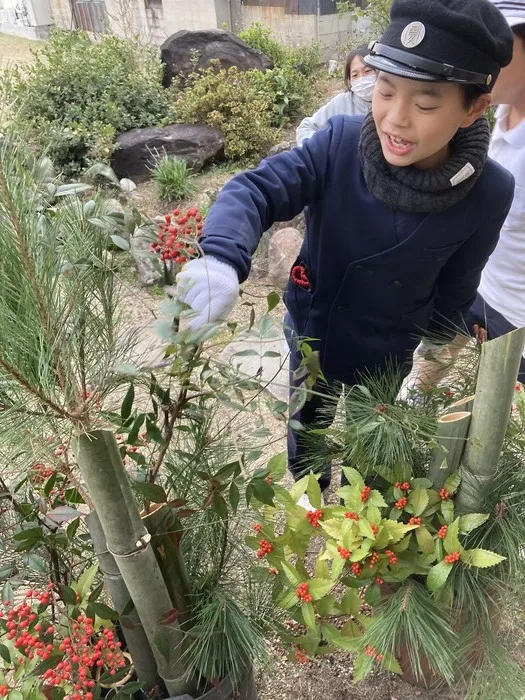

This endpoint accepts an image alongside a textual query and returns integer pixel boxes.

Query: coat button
[392,280,403,288]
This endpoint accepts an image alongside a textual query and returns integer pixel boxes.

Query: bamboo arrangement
[428,410,471,489]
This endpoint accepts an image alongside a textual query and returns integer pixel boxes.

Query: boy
[175,0,514,493]
[466,0,525,382]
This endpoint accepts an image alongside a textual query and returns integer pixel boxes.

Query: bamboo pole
[428,411,471,490]
[444,394,475,414]
[456,328,525,513]
[142,504,190,627]
[85,510,163,694]
[74,430,192,696]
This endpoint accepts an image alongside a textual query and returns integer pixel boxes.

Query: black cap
[364,0,513,92]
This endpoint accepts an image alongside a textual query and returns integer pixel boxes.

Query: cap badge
[486,74,492,86]
[401,21,426,48]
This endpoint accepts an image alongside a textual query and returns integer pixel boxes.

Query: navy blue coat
[201,116,514,385]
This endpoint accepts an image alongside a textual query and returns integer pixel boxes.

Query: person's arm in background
[176,118,342,329]
[296,93,354,146]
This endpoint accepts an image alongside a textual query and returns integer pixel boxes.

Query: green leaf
[381,652,402,674]
[353,652,374,682]
[86,602,118,620]
[444,471,461,495]
[0,565,14,581]
[289,384,307,416]
[367,490,388,508]
[250,478,275,506]
[276,588,298,609]
[410,488,429,517]
[280,562,302,586]
[415,526,435,554]
[341,467,364,488]
[24,553,47,573]
[110,234,130,250]
[146,417,164,444]
[339,588,361,615]
[8,691,23,700]
[358,519,375,540]
[267,452,287,478]
[364,583,381,606]
[314,557,330,580]
[88,581,104,603]
[427,560,453,591]
[301,602,317,630]
[308,578,333,600]
[2,581,13,605]
[443,518,462,555]
[306,473,322,509]
[441,499,454,524]
[127,413,145,444]
[459,513,489,535]
[118,681,144,695]
[58,584,77,605]
[0,644,10,663]
[76,563,99,600]
[121,384,135,421]
[461,548,506,568]
[382,519,417,544]
[229,481,240,513]
[267,290,281,312]
[411,478,433,490]
[132,480,167,503]
[319,518,342,539]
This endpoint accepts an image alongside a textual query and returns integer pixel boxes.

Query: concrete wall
[0,0,52,38]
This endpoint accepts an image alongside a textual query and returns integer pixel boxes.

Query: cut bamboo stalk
[428,411,471,490]
[456,328,525,513]
[444,394,475,414]
[74,430,192,697]
[86,510,163,693]
[142,504,190,626]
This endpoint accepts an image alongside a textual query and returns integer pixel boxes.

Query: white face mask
[350,74,377,102]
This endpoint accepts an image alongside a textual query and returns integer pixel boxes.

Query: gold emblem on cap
[486,74,492,85]
[401,21,426,49]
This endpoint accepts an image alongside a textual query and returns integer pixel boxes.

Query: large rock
[111,124,224,183]
[268,227,303,290]
[160,29,273,86]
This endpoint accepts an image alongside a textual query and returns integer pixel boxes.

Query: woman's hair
[343,45,370,90]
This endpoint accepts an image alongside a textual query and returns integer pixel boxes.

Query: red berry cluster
[337,545,351,560]
[360,486,371,502]
[364,645,384,662]
[394,481,411,491]
[376,577,384,585]
[375,403,387,413]
[252,523,262,533]
[371,523,379,535]
[444,551,460,564]
[345,511,359,521]
[395,497,408,510]
[350,563,362,577]
[42,616,125,698]
[294,647,309,664]
[2,589,53,660]
[439,488,450,500]
[296,583,312,603]
[385,550,397,565]
[30,463,54,483]
[437,525,448,539]
[408,516,422,526]
[306,509,323,528]
[256,539,273,559]
[151,208,203,264]
[0,686,8,696]
[368,551,380,568]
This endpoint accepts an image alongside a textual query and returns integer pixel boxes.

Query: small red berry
[439,488,450,500]
[360,486,372,502]
[438,525,448,539]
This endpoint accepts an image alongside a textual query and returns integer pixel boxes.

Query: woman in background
[296,45,376,146]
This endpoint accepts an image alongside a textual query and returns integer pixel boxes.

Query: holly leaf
[381,652,402,674]
[364,583,381,606]
[306,473,322,509]
[319,518,342,539]
[276,588,298,609]
[409,488,429,517]
[353,652,374,682]
[382,519,417,544]
[443,518,462,555]
[461,548,506,568]
[444,471,461,495]
[441,499,454,524]
[459,513,489,535]
[341,467,364,488]
[339,588,361,615]
[301,602,317,630]
[411,478,433,490]
[427,560,453,591]
[359,519,375,540]
[280,561,302,586]
[367,490,388,508]
[415,526,435,554]
[309,578,334,600]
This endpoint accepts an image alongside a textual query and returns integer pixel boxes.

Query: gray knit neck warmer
[358,112,490,213]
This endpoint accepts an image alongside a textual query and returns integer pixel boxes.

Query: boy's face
[372,73,490,170]
[491,33,525,106]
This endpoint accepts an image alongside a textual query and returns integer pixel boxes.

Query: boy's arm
[199,122,335,281]
[426,188,514,340]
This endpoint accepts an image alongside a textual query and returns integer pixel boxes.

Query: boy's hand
[175,256,239,330]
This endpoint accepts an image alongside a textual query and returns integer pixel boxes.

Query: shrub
[239,21,320,75]
[252,64,313,127]
[151,154,196,202]
[12,30,169,175]
[170,64,278,162]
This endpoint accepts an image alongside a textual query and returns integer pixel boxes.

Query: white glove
[397,339,452,402]
[175,256,239,330]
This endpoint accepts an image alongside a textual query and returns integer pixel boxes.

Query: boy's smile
[372,73,490,170]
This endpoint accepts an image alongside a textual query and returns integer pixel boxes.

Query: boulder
[268,227,303,290]
[111,124,224,183]
[160,29,273,86]
[131,233,164,287]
